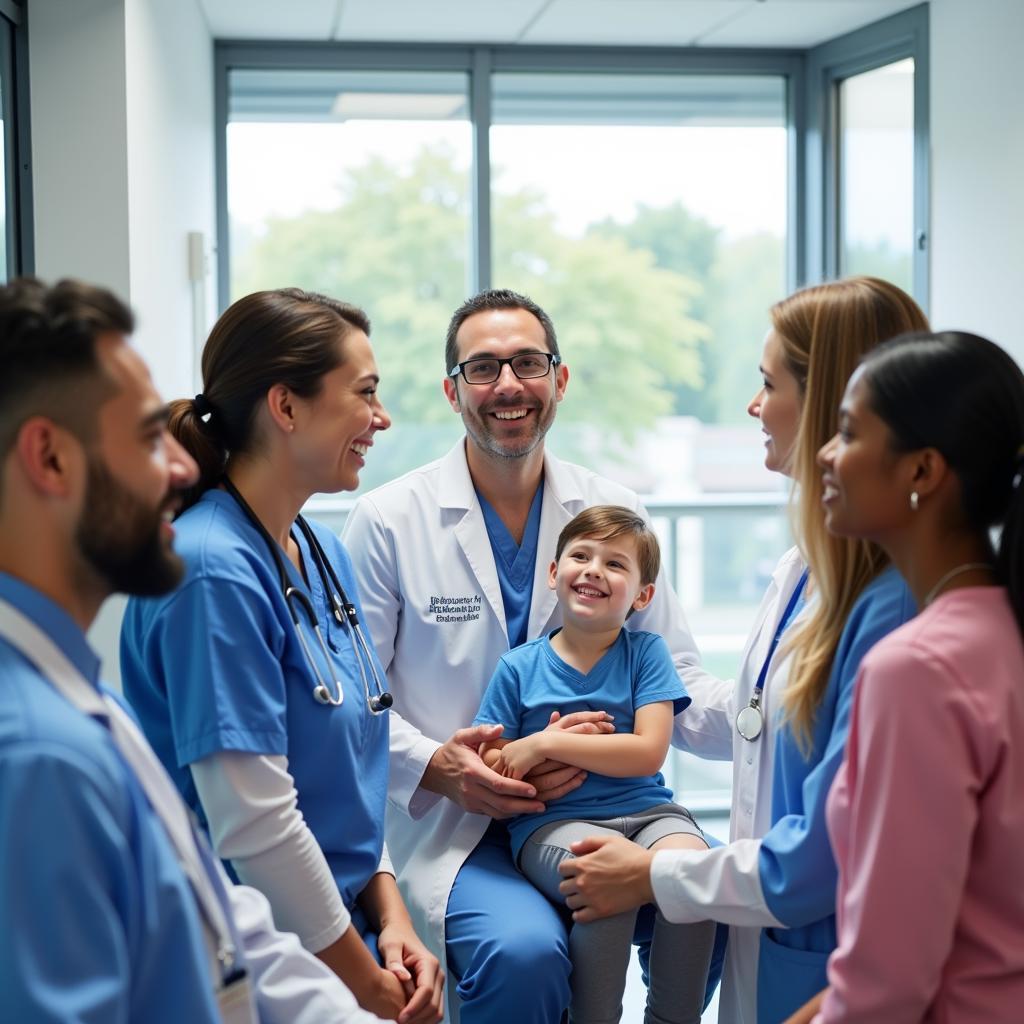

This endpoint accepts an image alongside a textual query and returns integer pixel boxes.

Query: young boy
[473,505,715,1024]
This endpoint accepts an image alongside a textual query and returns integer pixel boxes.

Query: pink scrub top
[818,586,1024,1022]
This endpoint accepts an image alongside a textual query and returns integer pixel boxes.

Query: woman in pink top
[796,330,1024,1022]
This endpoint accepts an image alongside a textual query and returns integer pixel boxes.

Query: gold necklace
[922,562,992,607]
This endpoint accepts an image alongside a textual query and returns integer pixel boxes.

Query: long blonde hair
[777,277,929,752]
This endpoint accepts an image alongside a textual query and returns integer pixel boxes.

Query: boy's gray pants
[519,803,717,1024]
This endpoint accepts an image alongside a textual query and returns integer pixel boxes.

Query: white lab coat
[342,440,722,1013]
[679,546,806,1024]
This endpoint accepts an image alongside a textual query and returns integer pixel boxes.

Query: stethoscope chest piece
[736,701,764,742]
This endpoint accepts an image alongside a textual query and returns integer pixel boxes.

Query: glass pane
[839,58,915,292]
[227,68,473,490]
[490,72,790,803]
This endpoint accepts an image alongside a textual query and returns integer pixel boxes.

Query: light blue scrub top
[477,482,544,649]
[0,573,224,1023]
[121,489,389,912]
[755,565,916,1021]
[475,628,690,857]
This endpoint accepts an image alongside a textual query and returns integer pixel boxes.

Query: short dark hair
[0,276,133,459]
[555,505,661,588]
[170,288,370,512]
[445,289,559,374]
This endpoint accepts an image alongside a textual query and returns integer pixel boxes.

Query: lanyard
[753,567,809,703]
[0,598,245,1001]
[736,568,809,742]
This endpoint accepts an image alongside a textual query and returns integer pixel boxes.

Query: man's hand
[377,920,445,1024]
[558,835,655,922]
[422,724,545,818]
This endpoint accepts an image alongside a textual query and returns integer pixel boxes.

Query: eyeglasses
[448,352,561,386]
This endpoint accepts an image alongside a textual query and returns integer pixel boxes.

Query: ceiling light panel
[335,0,549,43]
[522,0,753,47]
[201,0,338,39]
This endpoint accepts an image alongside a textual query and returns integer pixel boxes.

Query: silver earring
[910,491,919,511]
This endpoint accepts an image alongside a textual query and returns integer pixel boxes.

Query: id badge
[217,969,254,1024]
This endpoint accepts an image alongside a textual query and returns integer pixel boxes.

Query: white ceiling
[199,0,924,50]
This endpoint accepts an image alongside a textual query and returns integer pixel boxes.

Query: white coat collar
[437,439,586,644]
[436,439,587,509]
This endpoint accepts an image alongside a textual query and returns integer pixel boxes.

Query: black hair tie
[193,393,214,419]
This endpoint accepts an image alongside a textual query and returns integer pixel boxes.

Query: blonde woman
[558,277,927,1024]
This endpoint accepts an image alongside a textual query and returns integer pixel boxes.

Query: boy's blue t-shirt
[474,628,690,856]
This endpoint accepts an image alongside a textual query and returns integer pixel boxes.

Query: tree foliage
[235,144,706,438]
[233,143,787,484]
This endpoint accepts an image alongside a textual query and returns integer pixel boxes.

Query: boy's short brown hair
[554,505,661,587]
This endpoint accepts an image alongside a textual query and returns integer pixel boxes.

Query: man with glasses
[344,289,721,1023]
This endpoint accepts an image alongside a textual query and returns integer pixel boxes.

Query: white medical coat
[342,441,722,992]
[682,545,806,1024]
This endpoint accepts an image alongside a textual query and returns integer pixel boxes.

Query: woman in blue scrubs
[121,288,443,1024]
[559,277,928,1024]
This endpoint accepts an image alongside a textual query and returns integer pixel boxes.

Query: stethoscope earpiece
[313,685,331,705]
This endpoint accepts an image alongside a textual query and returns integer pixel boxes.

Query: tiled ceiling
[200,0,925,49]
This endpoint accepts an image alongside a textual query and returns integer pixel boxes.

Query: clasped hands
[423,710,614,819]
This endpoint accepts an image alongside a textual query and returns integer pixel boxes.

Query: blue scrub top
[477,481,544,649]
[0,574,223,1023]
[755,565,916,1021]
[121,489,389,911]
[475,628,690,856]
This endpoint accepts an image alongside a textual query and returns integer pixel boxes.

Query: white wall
[29,0,131,294]
[30,0,215,391]
[28,0,216,684]
[929,0,1024,360]
[125,0,216,397]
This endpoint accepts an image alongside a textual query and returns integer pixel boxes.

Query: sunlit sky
[229,121,786,240]
[228,117,911,250]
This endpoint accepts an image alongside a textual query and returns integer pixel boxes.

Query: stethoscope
[222,477,393,714]
[735,568,809,741]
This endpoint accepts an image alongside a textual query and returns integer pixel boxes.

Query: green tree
[588,204,720,420]
[843,240,912,296]
[705,232,786,423]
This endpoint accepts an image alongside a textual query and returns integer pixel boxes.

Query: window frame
[214,40,805,312]
[804,2,929,305]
